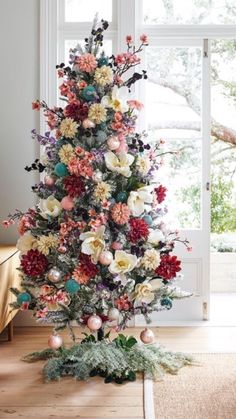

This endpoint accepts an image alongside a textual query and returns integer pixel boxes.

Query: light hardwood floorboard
[1,326,236,418]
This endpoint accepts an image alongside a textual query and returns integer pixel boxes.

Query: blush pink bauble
[87,315,102,331]
[140,328,155,344]
[44,175,55,186]
[82,118,95,129]
[111,241,122,250]
[61,196,74,211]
[99,251,113,265]
[48,334,63,349]
[107,136,120,151]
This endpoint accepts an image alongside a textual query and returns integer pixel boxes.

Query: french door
[136,38,211,325]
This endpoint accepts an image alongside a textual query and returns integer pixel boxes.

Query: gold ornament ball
[140,328,155,344]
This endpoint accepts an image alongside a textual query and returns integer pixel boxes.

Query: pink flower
[140,34,149,44]
[126,35,133,44]
[32,101,41,110]
[57,69,64,78]
[1,219,14,229]
[111,203,130,225]
[75,53,97,73]
[36,307,48,318]
[116,135,128,153]
[127,100,144,111]
[68,157,94,179]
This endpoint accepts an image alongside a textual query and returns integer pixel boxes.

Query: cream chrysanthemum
[94,181,111,202]
[88,103,107,124]
[58,144,75,164]
[141,248,160,270]
[37,234,59,255]
[136,155,151,175]
[60,118,79,138]
[94,65,113,87]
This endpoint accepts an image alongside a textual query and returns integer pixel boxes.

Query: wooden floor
[1,326,236,418]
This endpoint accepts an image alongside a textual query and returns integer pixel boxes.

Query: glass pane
[156,139,202,230]
[143,0,236,24]
[146,46,202,139]
[211,39,236,249]
[65,39,113,63]
[65,0,112,22]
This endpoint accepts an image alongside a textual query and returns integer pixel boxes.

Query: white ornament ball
[140,328,155,344]
[48,334,63,349]
[108,307,120,321]
[99,251,113,266]
[107,136,120,151]
[87,315,102,331]
[47,267,62,283]
[92,170,103,183]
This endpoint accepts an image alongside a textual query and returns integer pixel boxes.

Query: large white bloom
[109,250,137,275]
[39,196,62,219]
[141,248,160,271]
[136,155,151,175]
[80,226,105,263]
[102,86,129,113]
[132,278,163,304]
[148,229,165,245]
[127,186,153,217]
[16,232,37,254]
[105,151,134,178]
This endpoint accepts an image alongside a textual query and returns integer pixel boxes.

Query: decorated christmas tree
[3,18,192,383]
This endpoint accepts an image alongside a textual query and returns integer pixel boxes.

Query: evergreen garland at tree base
[22,334,193,384]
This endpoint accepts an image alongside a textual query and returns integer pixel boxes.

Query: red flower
[154,185,167,204]
[155,254,181,281]
[20,249,48,277]
[80,254,98,278]
[63,175,85,197]
[115,294,133,311]
[63,101,89,122]
[128,218,149,243]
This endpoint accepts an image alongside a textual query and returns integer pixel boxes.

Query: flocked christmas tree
[3,18,193,383]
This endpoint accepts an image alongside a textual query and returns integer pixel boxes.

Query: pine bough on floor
[22,334,193,384]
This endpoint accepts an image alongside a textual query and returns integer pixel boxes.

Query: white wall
[0,0,40,245]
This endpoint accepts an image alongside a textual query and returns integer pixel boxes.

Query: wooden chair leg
[8,321,13,341]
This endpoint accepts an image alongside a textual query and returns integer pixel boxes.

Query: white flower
[39,196,62,219]
[136,155,151,175]
[141,248,160,270]
[132,278,163,304]
[148,229,165,245]
[104,151,134,178]
[16,232,37,254]
[127,186,153,216]
[80,226,105,263]
[109,250,137,275]
[102,86,129,113]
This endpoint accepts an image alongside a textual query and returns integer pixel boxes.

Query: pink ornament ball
[87,315,102,331]
[140,328,155,344]
[58,245,67,254]
[99,251,113,265]
[61,196,74,211]
[107,136,120,151]
[48,333,63,349]
[44,175,55,186]
[112,241,122,250]
[82,118,95,129]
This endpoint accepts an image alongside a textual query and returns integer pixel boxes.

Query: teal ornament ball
[65,279,80,294]
[116,192,127,203]
[143,215,153,226]
[82,85,96,101]
[98,57,109,67]
[17,292,31,304]
[161,297,173,310]
[54,162,69,177]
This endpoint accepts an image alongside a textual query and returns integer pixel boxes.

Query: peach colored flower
[140,34,149,44]
[68,157,93,178]
[111,203,130,225]
[75,53,97,73]
[72,267,90,285]
[127,100,144,111]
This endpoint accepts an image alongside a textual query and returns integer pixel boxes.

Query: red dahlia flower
[63,175,85,197]
[155,254,181,280]
[128,218,149,243]
[154,185,167,204]
[20,249,48,277]
[63,101,89,122]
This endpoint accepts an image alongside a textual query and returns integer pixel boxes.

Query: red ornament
[128,218,149,243]
[154,185,167,204]
[63,175,85,198]
[20,249,48,277]
[155,254,181,280]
